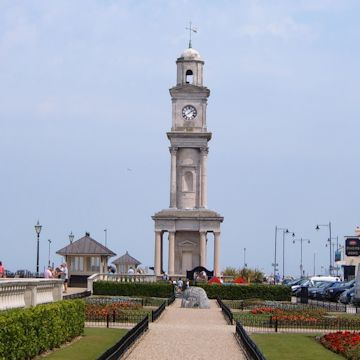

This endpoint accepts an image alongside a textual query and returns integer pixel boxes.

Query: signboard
[345,237,360,256]
[334,250,341,262]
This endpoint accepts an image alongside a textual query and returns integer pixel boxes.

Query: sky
[1,0,360,277]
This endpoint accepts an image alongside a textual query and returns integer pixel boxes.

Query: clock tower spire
[152,45,223,278]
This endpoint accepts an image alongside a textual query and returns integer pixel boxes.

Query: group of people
[44,263,69,293]
[172,277,190,293]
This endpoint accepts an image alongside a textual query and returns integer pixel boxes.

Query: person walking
[0,261,4,278]
[60,263,69,293]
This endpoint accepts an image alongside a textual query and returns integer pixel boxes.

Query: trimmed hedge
[197,284,291,301]
[0,299,85,359]
[94,281,174,298]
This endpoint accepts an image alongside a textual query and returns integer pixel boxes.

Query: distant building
[112,251,141,274]
[337,227,360,281]
[56,232,116,287]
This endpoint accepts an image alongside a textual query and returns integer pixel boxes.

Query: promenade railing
[97,315,149,360]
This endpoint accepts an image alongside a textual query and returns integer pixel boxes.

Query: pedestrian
[0,261,4,278]
[60,263,69,293]
[128,266,135,275]
[177,278,183,293]
[44,266,53,279]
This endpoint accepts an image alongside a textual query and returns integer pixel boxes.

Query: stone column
[214,232,221,277]
[168,231,175,275]
[200,147,208,208]
[200,232,207,267]
[169,147,178,208]
[154,231,162,276]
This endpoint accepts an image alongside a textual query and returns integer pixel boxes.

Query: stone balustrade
[0,279,63,310]
[87,273,157,293]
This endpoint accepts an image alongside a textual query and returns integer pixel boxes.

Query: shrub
[94,281,174,298]
[197,284,291,301]
[0,300,85,359]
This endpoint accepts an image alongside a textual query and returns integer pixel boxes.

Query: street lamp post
[69,231,74,244]
[282,229,295,280]
[104,229,107,247]
[316,221,332,275]
[273,226,295,283]
[244,247,247,268]
[47,239,51,267]
[293,238,310,278]
[34,220,42,277]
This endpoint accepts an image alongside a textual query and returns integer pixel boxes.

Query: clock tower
[152,46,223,277]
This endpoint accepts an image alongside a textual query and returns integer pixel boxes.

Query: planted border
[198,284,291,301]
[0,299,85,359]
[93,281,174,298]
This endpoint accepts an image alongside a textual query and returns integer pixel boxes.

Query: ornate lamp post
[47,239,51,267]
[34,220,42,277]
[69,231,74,244]
[316,221,332,275]
[243,247,247,268]
[273,226,295,283]
[293,238,310,278]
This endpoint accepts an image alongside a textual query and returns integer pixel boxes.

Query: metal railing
[97,315,149,360]
[63,290,91,300]
[235,321,267,360]
[233,314,360,333]
[152,301,166,322]
[217,297,233,325]
[86,310,151,328]
[167,294,176,305]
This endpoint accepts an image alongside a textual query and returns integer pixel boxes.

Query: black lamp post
[34,220,42,277]
[69,231,74,244]
[273,226,295,283]
[243,247,247,268]
[316,221,332,275]
[293,238,310,278]
[47,239,51,267]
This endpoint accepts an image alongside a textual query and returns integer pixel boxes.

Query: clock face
[182,105,197,121]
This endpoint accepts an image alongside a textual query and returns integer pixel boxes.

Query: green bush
[93,281,174,298]
[197,284,291,301]
[0,300,85,359]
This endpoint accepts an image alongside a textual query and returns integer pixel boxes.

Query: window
[185,69,193,84]
[183,171,194,192]
[71,257,84,272]
[90,257,100,272]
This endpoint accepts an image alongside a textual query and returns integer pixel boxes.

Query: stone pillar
[168,231,175,275]
[154,231,162,276]
[200,147,208,208]
[214,232,221,277]
[169,147,178,208]
[200,232,207,267]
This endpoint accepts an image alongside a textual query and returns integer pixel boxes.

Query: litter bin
[300,286,308,304]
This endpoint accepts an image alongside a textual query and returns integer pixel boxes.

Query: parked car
[4,270,15,278]
[314,281,343,300]
[307,281,333,299]
[291,278,311,294]
[325,280,355,302]
[15,269,33,278]
[339,287,355,304]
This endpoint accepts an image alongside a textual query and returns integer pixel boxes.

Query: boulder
[181,286,210,309]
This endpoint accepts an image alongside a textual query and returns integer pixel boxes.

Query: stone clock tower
[152,46,223,277]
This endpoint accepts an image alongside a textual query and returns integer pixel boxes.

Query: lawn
[251,333,344,360]
[45,327,128,359]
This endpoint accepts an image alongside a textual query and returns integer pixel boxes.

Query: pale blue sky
[1,0,359,277]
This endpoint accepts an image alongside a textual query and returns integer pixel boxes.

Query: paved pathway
[125,299,245,360]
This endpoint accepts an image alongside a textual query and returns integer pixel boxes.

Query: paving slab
[125,299,245,360]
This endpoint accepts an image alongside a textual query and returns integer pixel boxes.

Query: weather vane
[185,21,197,48]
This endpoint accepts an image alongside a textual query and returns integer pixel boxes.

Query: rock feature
[181,287,210,309]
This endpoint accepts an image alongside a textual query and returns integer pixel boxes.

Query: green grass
[251,334,343,360]
[45,328,128,359]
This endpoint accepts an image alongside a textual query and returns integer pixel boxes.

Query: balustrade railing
[0,279,63,310]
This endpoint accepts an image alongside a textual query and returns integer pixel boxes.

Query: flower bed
[233,305,360,330]
[320,331,360,359]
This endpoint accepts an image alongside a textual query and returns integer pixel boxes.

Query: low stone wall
[0,279,63,310]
